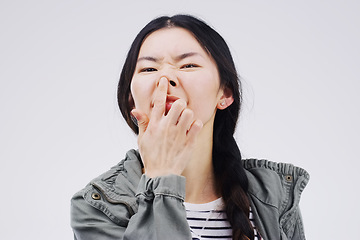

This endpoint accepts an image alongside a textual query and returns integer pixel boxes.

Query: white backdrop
[1,0,359,239]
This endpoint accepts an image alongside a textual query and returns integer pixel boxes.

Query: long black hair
[117,15,253,240]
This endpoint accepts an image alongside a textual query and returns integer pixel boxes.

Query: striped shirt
[184,198,262,240]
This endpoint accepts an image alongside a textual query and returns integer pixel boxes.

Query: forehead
[139,27,207,57]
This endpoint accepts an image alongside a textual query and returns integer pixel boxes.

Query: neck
[182,118,220,203]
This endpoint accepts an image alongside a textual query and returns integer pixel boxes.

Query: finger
[176,108,194,131]
[151,77,168,120]
[167,99,187,125]
[131,109,149,137]
[186,119,203,144]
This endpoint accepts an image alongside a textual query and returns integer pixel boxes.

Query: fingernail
[156,78,164,87]
[159,77,168,84]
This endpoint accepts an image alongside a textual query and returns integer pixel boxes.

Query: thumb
[131,109,149,136]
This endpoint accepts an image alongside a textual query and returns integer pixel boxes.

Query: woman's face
[130,27,230,127]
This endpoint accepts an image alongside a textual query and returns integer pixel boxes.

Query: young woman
[71,15,309,240]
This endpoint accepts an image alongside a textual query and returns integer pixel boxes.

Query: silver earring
[220,101,225,106]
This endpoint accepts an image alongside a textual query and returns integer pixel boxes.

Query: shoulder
[242,159,310,209]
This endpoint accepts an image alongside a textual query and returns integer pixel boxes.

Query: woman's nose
[158,73,178,87]
[169,79,176,87]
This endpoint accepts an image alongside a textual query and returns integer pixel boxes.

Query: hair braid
[213,109,254,240]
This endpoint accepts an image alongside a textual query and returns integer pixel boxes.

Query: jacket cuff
[136,174,186,201]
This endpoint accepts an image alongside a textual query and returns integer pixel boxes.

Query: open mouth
[165,95,180,115]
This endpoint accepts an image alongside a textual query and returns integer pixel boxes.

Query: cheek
[181,69,220,92]
[189,71,220,100]
[183,72,221,121]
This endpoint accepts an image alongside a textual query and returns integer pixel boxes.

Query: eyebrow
[137,52,202,63]
[174,52,202,61]
[137,56,160,63]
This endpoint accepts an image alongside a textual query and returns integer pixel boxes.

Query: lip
[166,95,180,103]
[165,95,180,115]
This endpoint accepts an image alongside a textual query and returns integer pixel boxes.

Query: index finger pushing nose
[152,77,168,119]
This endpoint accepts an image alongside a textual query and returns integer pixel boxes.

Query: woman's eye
[140,68,157,72]
[181,64,198,69]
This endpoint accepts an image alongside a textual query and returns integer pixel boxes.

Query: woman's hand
[131,77,203,178]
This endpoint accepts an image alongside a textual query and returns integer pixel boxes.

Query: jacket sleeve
[71,187,128,240]
[71,174,192,240]
[123,174,192,240]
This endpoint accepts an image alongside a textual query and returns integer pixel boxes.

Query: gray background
[1,0,359,239]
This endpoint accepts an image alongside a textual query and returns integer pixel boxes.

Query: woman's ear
[217,87,234,110]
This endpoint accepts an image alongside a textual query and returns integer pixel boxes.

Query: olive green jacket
[71,149,309,240]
